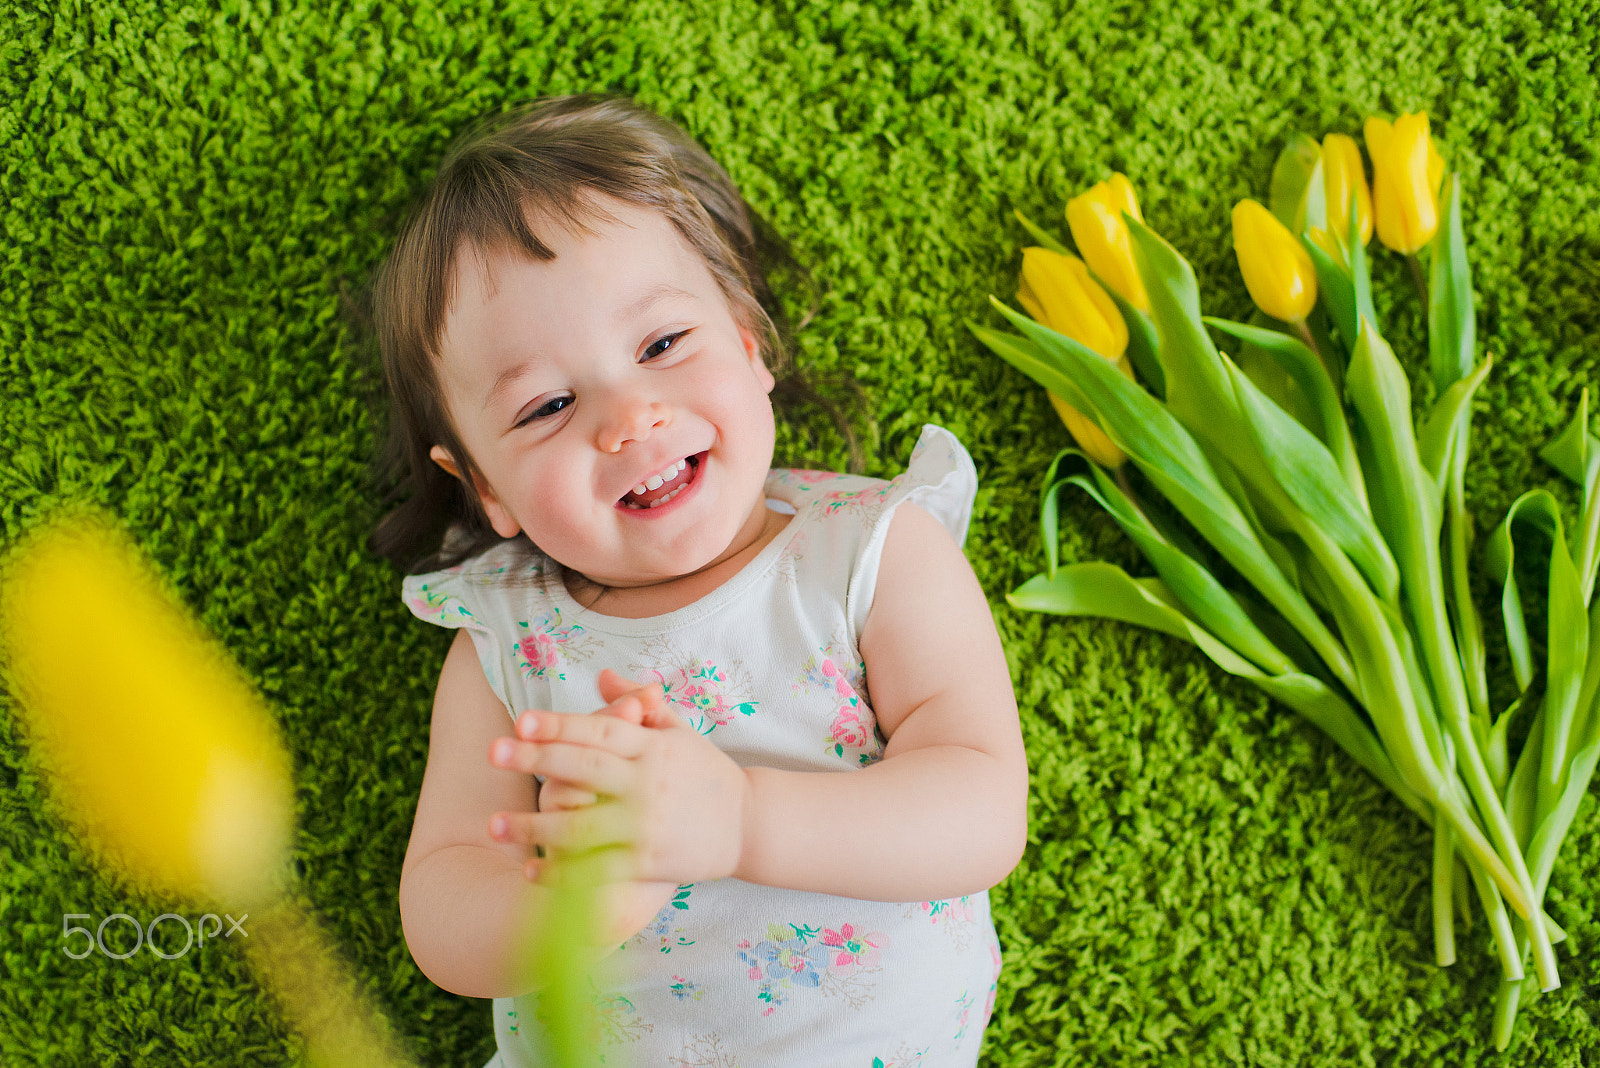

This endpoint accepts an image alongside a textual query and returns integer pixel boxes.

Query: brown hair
[356,92,859,575]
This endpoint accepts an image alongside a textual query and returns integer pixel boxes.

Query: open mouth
[618,452,704,510]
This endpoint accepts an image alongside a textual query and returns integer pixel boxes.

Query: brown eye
[516,395,571,428]
[642,330,689,361]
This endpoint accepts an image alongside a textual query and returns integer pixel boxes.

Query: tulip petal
[0,510,295,907]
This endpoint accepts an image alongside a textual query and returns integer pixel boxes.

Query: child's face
[429,195,778,589]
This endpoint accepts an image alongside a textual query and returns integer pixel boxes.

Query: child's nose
[598,394,670,453]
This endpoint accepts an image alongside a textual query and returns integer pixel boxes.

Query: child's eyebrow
[481,283,699,412]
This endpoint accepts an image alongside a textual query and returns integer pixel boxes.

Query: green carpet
[4,0,1599,1064]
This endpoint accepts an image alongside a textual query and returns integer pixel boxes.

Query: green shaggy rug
[4,0,1599,1064]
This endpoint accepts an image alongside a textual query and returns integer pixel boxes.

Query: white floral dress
[402,425,1003,1068]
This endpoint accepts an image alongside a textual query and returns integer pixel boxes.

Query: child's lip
[615,451,706,516]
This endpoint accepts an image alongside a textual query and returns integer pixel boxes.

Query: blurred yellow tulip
[1232,199,1318,323]
[1,512,295,907]
[1365,113,1442,254]
[1065,173,1151,312]
[1017,246,1136,467]
[1322,133,1373,247]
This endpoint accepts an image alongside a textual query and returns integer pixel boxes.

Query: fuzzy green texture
[3,0,1599,1064]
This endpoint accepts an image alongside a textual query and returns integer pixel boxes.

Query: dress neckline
[540,473,813,635]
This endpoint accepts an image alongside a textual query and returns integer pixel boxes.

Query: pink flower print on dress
[519,631,559,671]
[811,657,882,766]
[816,481,895,517]
[916,896,976,927]
[820,923,888,979]
[768,468,849,493]
[511,611,599,682]
[639,656,757,736]
[979,938,1003,1030]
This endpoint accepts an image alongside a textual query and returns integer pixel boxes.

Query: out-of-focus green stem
[1432,815,1457,966]
[1445,423,1490,725]
[1467,858,1523,982]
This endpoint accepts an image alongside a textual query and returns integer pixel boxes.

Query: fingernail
[518,712,539,738]
[493,739,514,765]
[491,815,508,838]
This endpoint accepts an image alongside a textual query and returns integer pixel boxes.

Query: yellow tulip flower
[1232,199,1318,323]
[1365,113,1442,254]
[1017,246,1136,468]
[1065,173,1151,312]
[1,511,295,907]
[1321,133,1373,247]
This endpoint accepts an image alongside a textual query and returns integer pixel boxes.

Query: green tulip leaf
[966,321,1098,419]
[1205,315,1369,512]
[1538,389,1597,486]
[1269,133,1325,235]
[1483,490,1588,798]
[1012,208,1073,257]
[1123,215,1236,444]
[988,295,1357,694]
[1303,236,1358,357]
[1538,390,1600,601]
[1428,173,1476,393]
[1418,356,1494,490]
[1060,451,1295,675]
[1506,701,1546,850]
[1103,283,1166,400]
[1038,449,1072,580]
[1224,355,1399,601]
[1010,561,1424,819]
[1346,319,1444,573]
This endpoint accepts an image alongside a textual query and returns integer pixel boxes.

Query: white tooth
[646,474,665,491]
[675,459,686,474]
[633,482,648,496]
[648,495,666,508]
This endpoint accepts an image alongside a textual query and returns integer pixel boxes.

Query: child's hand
[534,669,672,812]
[489,684,749,886]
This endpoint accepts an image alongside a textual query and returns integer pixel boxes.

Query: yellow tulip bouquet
[970,114,1596,1049]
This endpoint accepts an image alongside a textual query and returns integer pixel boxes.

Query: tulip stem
[1293,319,1329,379]
[1114,465,1138,513]
[1407,254,1429,308]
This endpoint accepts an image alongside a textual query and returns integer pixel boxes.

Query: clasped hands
[488,668,750,887]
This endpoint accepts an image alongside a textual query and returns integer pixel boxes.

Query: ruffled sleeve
[845,424,979,637]
[400,535,548,721]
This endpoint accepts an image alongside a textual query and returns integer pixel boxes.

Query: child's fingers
[522,845,637,885]
[514,705,657,756]
[491,737,636,794]
[597,668,654,705]
[537,779,599,811]
[491,800,635,854]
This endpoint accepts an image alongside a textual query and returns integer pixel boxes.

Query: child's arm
[741,501,1029,899]
[494,503,1029,903]
[398,632,670,999]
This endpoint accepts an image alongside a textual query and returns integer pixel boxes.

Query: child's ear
[429,445,522,539]
[739,326,775,394]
